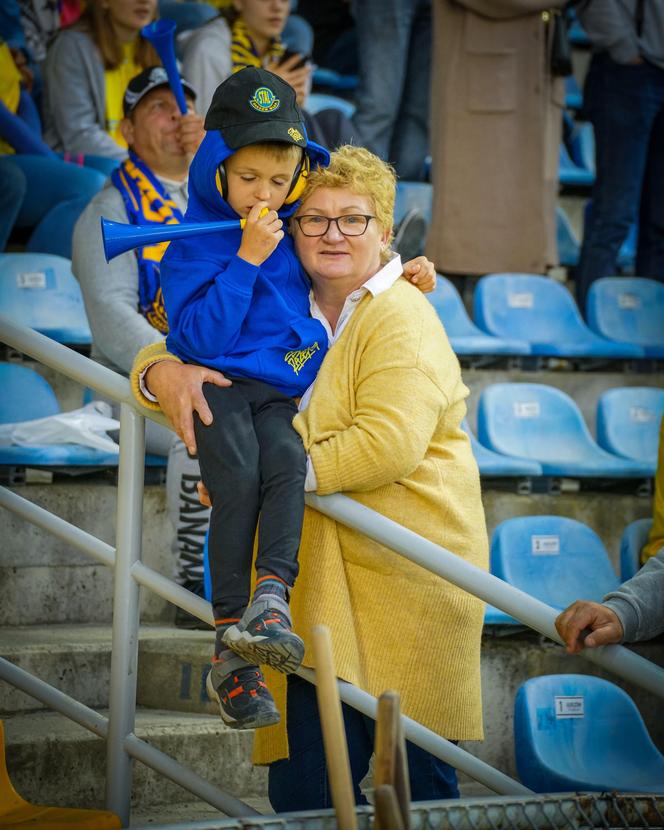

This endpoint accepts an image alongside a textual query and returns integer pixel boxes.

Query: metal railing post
[105,403,145,826]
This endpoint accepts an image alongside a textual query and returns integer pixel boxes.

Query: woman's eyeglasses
[294,214,375,237]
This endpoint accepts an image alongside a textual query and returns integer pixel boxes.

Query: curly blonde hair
[300,145,397,255]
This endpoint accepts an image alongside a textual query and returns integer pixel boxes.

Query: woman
[42,0,159,160]
[131,146,488,808]
[180,0,354,149]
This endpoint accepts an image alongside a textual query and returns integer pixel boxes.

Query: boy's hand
[237,202,284,266]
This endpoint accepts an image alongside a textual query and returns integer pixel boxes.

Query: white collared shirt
[302,253,403,491]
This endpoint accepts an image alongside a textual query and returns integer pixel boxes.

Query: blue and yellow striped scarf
[230,16,285,72]
[111,150,183,334]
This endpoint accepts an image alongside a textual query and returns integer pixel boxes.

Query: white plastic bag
[0,401,120,453]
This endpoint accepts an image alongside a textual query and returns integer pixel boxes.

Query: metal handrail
[1,313,663,825]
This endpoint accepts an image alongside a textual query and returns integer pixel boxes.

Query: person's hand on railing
[144,360,231,455]
[555,600,624,653]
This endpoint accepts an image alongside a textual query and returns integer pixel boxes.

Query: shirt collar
[309,252,403,309]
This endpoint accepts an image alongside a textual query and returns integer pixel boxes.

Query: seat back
[0,362,60,424]
[556,207,580,268]
[477,383,595,463]
[620,518,654,581]
[427,276,478,337]
[597,387,664,464]
[394,181,432,227]
[587,277,664,350]
[491,516,619,611]
[515,674,663,793]
[306,92,356,119]
[0,253,92,344]
[474,273,584,344]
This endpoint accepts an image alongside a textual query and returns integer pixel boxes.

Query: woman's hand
[144,360,231,454]
[402,256,436,293]
[238,202,284,266]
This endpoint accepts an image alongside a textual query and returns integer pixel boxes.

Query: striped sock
[253,574,290,602]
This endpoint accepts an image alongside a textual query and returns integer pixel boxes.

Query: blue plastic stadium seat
[306,93,356,119]
[556,207,580,268]
[586,277,664,358]
[485,516,619,626]
[428,278,530,356]
[0,253,91,345]
[568,122,595,175]
[477,383,653,478]
[312,67,358,91]
[394,181,433,227]
[515,674,664,793]
[474,274,643,358]
[461,420,542,477]
[596,387,664,476]
[620,518,654,581]
[0,363,118,467]
[559,143,594,188]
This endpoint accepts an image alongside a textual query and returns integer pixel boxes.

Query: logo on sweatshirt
[284,342,320,375]
[249,87,280,113]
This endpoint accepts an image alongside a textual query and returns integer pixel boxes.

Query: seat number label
[531,535,560,555]
[617,292,641,309]
[17,271,47,289]
[630,406,655,423]
[513,401,540,418]
[554,696,585,718]
[508,292,534,308]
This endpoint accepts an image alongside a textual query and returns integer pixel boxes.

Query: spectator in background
[42,0,159,160]
[297,0,357,76]
[0,38,106,256]
[72,67,209,626]
[350,0,431,181]
[426,0,564,282]
[180,0,355,149]
[575,0,664,313]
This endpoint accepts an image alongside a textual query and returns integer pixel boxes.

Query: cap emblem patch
[249,86,280,113]
[288,127,303,141]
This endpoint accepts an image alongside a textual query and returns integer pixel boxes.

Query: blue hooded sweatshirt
[161,129,330,397]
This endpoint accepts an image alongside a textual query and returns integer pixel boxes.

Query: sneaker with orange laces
[222,593,304,674]
[206,651,280,730]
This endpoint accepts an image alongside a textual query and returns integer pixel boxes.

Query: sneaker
[222,594,304,674]
[206,653,280,730]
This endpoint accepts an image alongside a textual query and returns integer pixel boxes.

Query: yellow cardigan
[131,278,489,761]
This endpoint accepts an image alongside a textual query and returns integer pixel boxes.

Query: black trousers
[194,377,306,618]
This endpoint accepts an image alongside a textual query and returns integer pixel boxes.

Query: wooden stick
[394,719,411,830]
[311,625,358,830]
[374,785,405,830]
[374,691,400,790]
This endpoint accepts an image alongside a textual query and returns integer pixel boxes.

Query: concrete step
[3,708,267,812]
[0,625,215,716]
[2,482,652,625]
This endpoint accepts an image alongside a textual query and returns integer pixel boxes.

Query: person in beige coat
[131,146,488,811]
[426,0,565,276]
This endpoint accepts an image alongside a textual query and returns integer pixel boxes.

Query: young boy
[159,67,330,730]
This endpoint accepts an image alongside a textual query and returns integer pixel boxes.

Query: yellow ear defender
[215,150,310,206]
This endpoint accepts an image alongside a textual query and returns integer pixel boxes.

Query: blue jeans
[350,0,431,181]
[576,54,664,311]
[268,674,459,812]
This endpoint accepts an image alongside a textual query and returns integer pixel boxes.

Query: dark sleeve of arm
[161,251,260,360]
[577,0,640,64]
[603,548,664,642]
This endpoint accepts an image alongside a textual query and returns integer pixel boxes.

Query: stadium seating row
[3,253,662,361]
[482,514,652,625]
[430,273,664,359]
[0,362,659,480]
